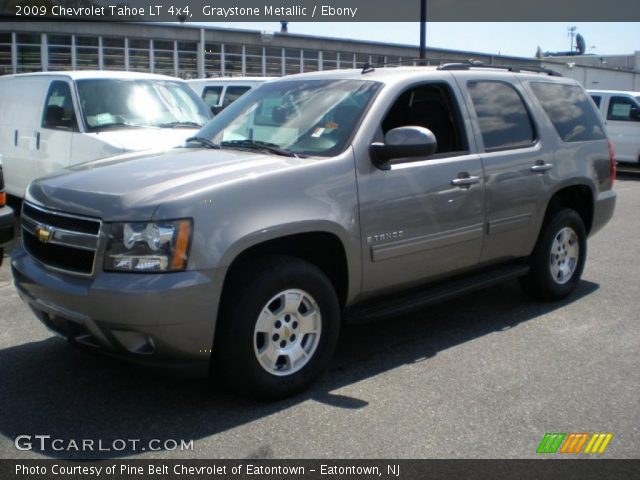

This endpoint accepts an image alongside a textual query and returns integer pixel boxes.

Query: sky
[195,22,639,58]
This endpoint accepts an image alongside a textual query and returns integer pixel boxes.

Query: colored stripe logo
[537,433,613,454]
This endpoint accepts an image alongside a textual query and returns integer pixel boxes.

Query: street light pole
[419,0,427,64]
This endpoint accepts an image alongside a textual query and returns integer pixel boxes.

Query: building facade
[0,21,541,78]
[1,22,637,90]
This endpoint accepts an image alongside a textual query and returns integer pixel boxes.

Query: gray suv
[11,65,616,399]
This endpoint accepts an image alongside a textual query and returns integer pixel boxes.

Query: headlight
[104,219,192,272]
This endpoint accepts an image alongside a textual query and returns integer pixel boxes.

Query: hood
[26,148,310,221]
[88,128,199,152]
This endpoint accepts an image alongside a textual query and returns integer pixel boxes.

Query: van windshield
[76,79,211,131]
[193,79,381,157]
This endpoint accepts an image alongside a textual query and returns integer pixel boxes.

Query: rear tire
[520,208,587,301]
[213,255,340,400]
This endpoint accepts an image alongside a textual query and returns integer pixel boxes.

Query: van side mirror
[631,107,640,121]
[211,105,224,116]
[370,126,438,169]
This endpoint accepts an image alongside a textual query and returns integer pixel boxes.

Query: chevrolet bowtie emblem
[35,225,54,243]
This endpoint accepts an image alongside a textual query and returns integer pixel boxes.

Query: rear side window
[530,82,606,142]
[607,96,639,121]
[468,81,535,150]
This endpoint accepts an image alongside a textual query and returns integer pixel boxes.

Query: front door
[35,79,77,179]
[356,80,485,296]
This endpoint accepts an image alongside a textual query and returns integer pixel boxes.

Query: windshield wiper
[184,136,221,149]
[158,121,203,129]
[220,140,304,158]
[92,122,151,131]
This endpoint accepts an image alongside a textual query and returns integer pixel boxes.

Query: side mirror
[211,105,224,116]
[630,107,640,121]
[370,126,437,169]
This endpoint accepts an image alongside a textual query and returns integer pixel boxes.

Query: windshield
[194,79,381,157]
[76,79,211,131]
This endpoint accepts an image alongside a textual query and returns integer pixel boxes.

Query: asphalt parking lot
[0,176,638,460]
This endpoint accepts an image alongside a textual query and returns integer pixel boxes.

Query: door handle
[530,162,553,173]
[451,175,481,187]
[36,131,40,150]
[14,130,18,146]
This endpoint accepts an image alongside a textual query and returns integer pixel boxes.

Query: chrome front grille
[21,202,102,276]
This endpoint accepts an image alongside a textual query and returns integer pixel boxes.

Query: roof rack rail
[436,60,562,77]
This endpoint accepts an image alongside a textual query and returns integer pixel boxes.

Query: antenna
[567,26,577,53]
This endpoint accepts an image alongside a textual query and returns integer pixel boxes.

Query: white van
[588,90,640,163]
[0,71,212,197]
[188,77,274,115]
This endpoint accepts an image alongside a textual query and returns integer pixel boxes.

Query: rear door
[454,73,549,262]
[0,76,49,196]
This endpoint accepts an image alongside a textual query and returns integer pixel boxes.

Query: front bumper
[11,245,226,373]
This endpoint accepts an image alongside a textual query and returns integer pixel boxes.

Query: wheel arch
[543,182,595,234]
[217,224,356,313]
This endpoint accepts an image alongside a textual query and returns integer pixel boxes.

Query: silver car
[12,65,616,399]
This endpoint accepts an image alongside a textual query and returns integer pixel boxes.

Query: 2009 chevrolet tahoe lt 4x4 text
[11,65,617,399]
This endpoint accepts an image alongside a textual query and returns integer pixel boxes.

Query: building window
[204,43,222,77]
[355,53,369,68]
[223,44,243,76]
[284,49,300,75]
[102,37,125,70]
[47,35,72,72]
[303,49,318,72]
[0,33,12,75]
[176,41,197,78]
[75,36,99,70]
[245,45,263,76]
[339,52,357,69]
[323,51,338,71]
[16,33,41,73]
[128,38,150,72]
[154,40,174,76]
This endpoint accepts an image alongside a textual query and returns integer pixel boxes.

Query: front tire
[213,255,340,399]
[521,208,587,301]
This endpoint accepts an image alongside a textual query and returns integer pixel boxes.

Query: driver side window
[381,83,468,155]
[42,81,78,131]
